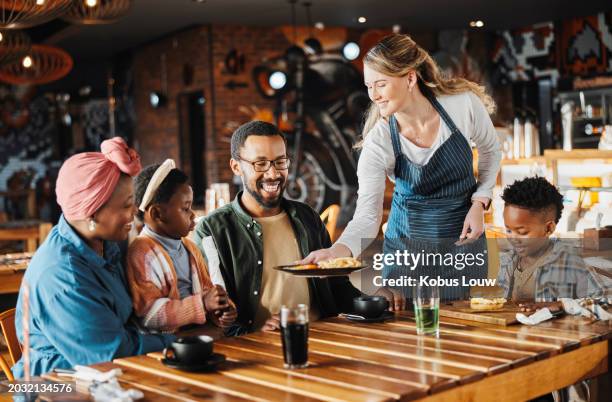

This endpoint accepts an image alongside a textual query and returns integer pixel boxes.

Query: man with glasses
[194,120,361,335]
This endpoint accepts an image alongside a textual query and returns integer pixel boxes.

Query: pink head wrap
[56,137,142,220]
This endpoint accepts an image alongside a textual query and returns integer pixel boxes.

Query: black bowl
[163,335,214,365]
[353,296,390,319]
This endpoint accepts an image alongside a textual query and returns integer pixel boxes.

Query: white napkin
[90,380,144,402]
[73,365,123,382]
[516,308,554,325]
[73,365,144,402]
[560,298,612,320]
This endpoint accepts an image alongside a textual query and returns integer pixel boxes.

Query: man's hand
[203,285,229,313]
[375,287,408,312]
[261,314,280,331]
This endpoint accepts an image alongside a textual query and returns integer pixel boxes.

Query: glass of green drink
[413,285,439,336]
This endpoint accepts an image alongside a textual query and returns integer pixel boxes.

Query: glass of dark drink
[280,304,309,369]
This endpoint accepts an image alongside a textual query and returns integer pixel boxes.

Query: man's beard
[244,176,286,209]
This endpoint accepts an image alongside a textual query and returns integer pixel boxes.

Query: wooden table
[40,313,610,402]
[0,252,32,294]
[0,221,52,253]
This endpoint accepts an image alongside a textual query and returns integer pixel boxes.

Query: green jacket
[193,192,362,335]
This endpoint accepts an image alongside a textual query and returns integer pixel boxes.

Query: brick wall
[132,24,290,192]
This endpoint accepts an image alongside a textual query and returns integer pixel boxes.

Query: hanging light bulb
[0,30,32,66]
[1,45,73,85]
[22,56,33,68]
[342,42,360,61]
[1,0,72,29]
[269,71,287,90]
[63,0,133,25]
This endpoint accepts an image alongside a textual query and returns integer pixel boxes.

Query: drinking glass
[413,285,440,336]
[280,304,309,369]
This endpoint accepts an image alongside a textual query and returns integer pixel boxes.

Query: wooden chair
[0,308,21,381]
[320,204,340,242]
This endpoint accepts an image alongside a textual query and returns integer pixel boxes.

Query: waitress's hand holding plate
[297,244,352,264]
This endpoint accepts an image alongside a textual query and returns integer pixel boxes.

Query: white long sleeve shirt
[337,91,501,257]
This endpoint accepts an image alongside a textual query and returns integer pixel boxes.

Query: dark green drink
[414,305,439,336]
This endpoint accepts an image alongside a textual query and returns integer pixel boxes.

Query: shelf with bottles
[499,149,612,187]
[494,150,612,232]
[558,86,612,150]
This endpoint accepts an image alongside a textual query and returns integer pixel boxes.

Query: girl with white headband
[127,160,236,332]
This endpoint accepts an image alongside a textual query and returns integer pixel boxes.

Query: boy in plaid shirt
[497,177,608,309]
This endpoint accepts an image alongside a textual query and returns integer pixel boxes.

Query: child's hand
[203,285,229,312]
[217,306,237,328]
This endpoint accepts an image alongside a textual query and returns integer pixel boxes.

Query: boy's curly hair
[501,176,564,223]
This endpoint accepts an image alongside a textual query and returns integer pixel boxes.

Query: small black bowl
[353,296,390,319]
[163,335,214,365]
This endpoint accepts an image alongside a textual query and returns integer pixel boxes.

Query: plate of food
[274,257,366,277]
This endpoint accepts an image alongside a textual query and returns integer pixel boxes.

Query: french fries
[318,257,361,269]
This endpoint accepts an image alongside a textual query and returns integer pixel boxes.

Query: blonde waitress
[301,34,501,309]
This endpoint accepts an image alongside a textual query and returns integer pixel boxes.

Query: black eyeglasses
[236,156,291,172]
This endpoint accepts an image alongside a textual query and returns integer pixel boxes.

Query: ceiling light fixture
[0,0,73,29]
[149,53,168,108]
[0,45,72,84]
[63,0,133,25]
[268,71,287,90]
[314,21,324,30]
[358,16,366,24]
[0,30,32,66]
[469,20,484,28]
[149,91,166,108]
[22,56,33,68]
[342,42,360,61]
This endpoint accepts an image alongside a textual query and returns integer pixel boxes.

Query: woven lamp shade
[62,0,133,25]
[0,0,73,29]
[0,44,72,84]
[0,29,30,66]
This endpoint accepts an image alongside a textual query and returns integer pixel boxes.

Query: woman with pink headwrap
[13,137,175,378]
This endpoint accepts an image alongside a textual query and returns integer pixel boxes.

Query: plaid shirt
[497,239,609,301]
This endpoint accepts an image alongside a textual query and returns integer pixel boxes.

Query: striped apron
[382,89,487,301]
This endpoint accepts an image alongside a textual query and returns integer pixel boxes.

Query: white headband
[138,159,176,212]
